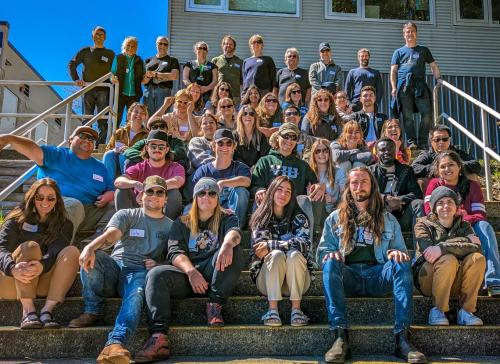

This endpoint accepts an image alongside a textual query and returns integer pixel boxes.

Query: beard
[353,191,370,202]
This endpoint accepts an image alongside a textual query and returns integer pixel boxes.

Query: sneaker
[68,313,103,328]
[487,285,500,298]
[428,307,449,326]
[134,333,170,363]
[457,308,483,326]
[206,302,224,327]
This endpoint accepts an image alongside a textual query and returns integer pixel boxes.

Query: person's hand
[255,189,266,206]
[200,85,209,94]
[423,246,442,264]
[111,75,119,84]
[187,268,209,294]
[164,96,175,106]
[322,251,344,263]
[75,79,85,87]
[254,242,269,260]
[25,260,43,278]
[146,70,155,78]
[95,191,114,208]
[391,88,397,98]
[216,243,234,272]
[134,181,144,192]
[308,183,326,202]
[79,246,96,273]
[385,196,402,211]
[467,234,481,245]
[0,134,10,150]
[11,263,35,283]
[217,180,226,191]
[143,259,157,270]
[388,249,410,263]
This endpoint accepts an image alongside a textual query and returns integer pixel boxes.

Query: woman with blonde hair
[216,97,237,130]
[302,89,342,140]
[256,92,282,138]
[334,90,354,122]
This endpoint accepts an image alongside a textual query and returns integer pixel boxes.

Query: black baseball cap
[213,128,235,142]
[319,42,331,51]
[147,130,169,144]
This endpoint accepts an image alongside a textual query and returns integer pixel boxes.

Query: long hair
[217,97,236,123]
[186,83,204,112]
[256,92,281,127]
[306,89,337,129]
[241,85,261,106]
[309,139,336,187]
[337,120,365,149]
[284,82,303,107]
[235,105,260,147]
[211,81,234,108]
[125,102,148,128]
[430,151,470,201]
[249,176,298,231]
[5,178,67,245]
[181,195,225,235]
[381,118,410,163]
[335,167,384,248]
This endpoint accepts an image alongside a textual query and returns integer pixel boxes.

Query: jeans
[219,187,250,227]
[102,150,127,179]
[322,259,413,334]
[399,86,432,148]
[472,220,500,288]
[144,245,245,334]
[84,88,110,145]
[80,251,146,346]
[143,86,171,117]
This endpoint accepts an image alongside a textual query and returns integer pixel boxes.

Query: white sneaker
[428,307,449,325]
[457,308,483,326]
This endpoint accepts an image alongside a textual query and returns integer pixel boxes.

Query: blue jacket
[316,209,407,266]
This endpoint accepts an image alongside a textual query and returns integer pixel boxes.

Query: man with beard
[317,167,426,364]
[370,138,423,233]
[352,86,387,146]
[345,48,383,112]
[212,35,243,105]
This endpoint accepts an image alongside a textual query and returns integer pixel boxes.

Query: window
[187,0,300,17]
[327,0,433,22]
[455,0,500,25]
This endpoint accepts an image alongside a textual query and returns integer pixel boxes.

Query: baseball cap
[278,122,300,136]
[143,175,168,191]
[319,42,331,51]
[213,128,235,142]
[147,130,169,144]
[71,126,98,141]
[92,26,106,34]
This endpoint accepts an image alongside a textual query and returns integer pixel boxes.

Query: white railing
[434,79,500,201]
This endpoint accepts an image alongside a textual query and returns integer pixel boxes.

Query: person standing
[143,36,180,116]
[242,34,276,97]
[309,42,342,97]
[391,22,441,149]
[183,41,219,103]
[68,26,115,145]
[275,48,311,105]
[212,35,243,105]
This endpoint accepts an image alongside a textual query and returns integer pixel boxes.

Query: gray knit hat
[429,186,460,213]
[193,177,220,198]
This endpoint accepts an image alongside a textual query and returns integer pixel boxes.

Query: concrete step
[0,175,36,188]
[0,325,498,358]
[0,160,35,168]
[0,296,498,327]
[0,192,24,203]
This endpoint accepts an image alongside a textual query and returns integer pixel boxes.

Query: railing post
[433,80,440,124]
[64,103,72,144]
[106,84,113,143]
[113,81,119,134]
[481,109,492,201]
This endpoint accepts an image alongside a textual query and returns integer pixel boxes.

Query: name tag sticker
[256,59,263,63]
[130,229,145,238]
[329,71,335,75]
[126,68,129,74]
[93,174,104,182]
[179,125,189,132]
[22,223,38,233]
[295,74,301,78]
[234,64,241,68]
[101,56,108,62]
[161,61,168,66]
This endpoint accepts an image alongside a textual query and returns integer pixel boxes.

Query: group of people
[0,20,498,364]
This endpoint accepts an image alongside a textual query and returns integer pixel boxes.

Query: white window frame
[186,0,301,18]
[325,0,436,25]
[453,0,500,26]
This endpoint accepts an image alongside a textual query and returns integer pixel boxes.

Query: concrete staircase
[0,157,499,361]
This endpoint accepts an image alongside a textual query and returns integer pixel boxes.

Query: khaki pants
[0,241,80,302]
[418,253,485,313]
[256,250,311,301]
[63,197,109,242]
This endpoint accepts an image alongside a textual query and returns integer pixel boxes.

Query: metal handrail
[433,79,500,201]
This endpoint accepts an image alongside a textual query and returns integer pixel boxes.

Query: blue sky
[2,1,169,97]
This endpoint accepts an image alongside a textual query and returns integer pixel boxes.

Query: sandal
[40,311,60,329]
[20,312,43,329]
[261,310,282,327]
[291,309,309,327]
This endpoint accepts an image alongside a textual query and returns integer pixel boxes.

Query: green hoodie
[251,149,318,196]
[123,137,187,163]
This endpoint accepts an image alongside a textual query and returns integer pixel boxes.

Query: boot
[96,344,131,364]
[394,329,427,363]
[324,328,351,363]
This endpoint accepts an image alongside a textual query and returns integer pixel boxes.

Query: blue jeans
[219,187,250,227]
[399,85,432,147]
[472,220,500,288]
[143,86,171,117]
[322,259,413,334]
[102,150,127,179]
[80,251,146,346]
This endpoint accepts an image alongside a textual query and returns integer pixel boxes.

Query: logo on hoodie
[270,164,299,179]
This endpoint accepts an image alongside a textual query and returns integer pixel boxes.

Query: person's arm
[68,48,84,86]
[375,71,384,106]
[397,167,423,205]
[114,175,143,190]
[188,138,215,168]
[330,142,358,164]
[414,218,436,254]
[288,213,312,254]
[182,65,192,87]
[205,68,219,92]
[457,149,482,176]
[165,163,186,190]
[79,226,122,273]
[123,139,146,162]
[0,219,21,276]
[334,65,343,94]
[344,70,354,101]
[316,212,342,264]
[461,182,487,225]
[386,214,410,262]
[352,145,374,165]
[308,63,321,91]
[149,97,175,123]
[218,176,251,189]
[411,150,434,178]
[187,110,201,138]
[250,158,269,196]
[429,62,441,80]
[390,64,398,98]
[0,135,43,166]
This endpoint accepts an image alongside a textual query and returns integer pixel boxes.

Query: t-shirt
[167,212,241,264]
[212,54,243,98]
[382,166,397,195]
[391,45,435,83]
[107,208,173,268]
[144,54,180,89]
[37,145,114,204]
[184,60,217,87]
[344,67,383,106]
[190,160,251,196]
[345,226,377,265]
[125,159,185,194]
[242,56,276,92]
[365,113,377,143]
[276,67,310,104]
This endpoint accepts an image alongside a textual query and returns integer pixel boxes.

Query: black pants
[144,245,245,334]
[84,88,110,145]
[117,94,140,127]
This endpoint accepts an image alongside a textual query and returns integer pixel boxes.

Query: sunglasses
[150,124,167,130]
[335,95,347,100]
[148,143,167,151]
[265,98,278,104]
[433,137,450,143]
[287,54,298,58]
[314,148,329,155]
[252,40,263,44]
[77,133,96,142]
[291,90,302,95]
[197,47,208,51]
[35,195,57,202]
[157,42,169,46]
[285,111,300,117]
[317,98,329,103]
[145,189,166,197]
[219,104,234,109]
[280,133,298,141]
[197,190,218,198]
[216,140,234,147]
[177,100,189,105]
[320,49,330,53]
[242,111,256,116]
[219,87,230,92]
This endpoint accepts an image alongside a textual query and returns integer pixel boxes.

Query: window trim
[324,0,436,25]
[453,0,500,26]
[186,0,301,18]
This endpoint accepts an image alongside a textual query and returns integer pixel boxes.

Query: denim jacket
[316,209,407,266]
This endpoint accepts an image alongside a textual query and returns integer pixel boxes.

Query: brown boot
[68,313,103,328]
[135,333,170,363]
[96,344,131,364]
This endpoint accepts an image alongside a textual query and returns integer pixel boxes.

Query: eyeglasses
[242,111,256,116]
[151,124,167,130]
[280,133,298,141]
[291,90,302,95]
[216,140,234,147]
[265,99,278,104]
[335,95,347,100]
[314,148,329,155]
[145,189,166,197]
[77,133,96,142]
[148,143,167,151]
[35,195,56,202]
[196,190,218,198]
[157,42,169,46]
[285,111,300,117]
[432,137,450,143]
[219,87,230,92]
[219,104,234,109]
[197,47,208,51]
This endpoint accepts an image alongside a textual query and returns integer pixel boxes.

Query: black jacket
[115,54,145,98]
[353,110,387,140]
